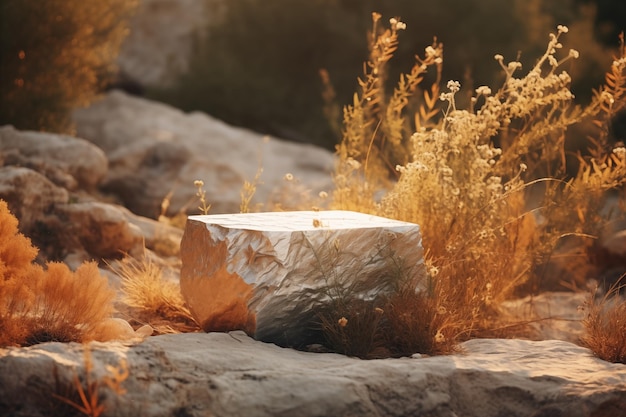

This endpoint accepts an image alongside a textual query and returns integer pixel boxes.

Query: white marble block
[180,210,425,346]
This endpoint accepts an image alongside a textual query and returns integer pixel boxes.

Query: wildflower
[507,61,522,72]
[447,80,461,93]
[284,173,294,181]
[425,46,437,58]
[494,54,504,62]
[346,158,361,170]
[520,163,528,172]
[338,317,348,328]
[434,330,445,343]
[557,24,569,34]
[193,180,204,188]
[429,265,440,277]
[475,86,492,96]
[613,147,626,157]
[318,191,328,199]
[569,49,579,59]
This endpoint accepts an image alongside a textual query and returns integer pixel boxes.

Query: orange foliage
[0,200,116,346]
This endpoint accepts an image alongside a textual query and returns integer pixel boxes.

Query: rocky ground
[1,91,625,416]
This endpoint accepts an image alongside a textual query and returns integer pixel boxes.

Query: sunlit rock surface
[1,333,625,417]
[180,210,425,347]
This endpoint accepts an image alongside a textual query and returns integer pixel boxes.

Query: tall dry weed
[330,16,626,352]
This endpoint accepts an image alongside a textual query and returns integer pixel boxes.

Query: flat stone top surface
[188,210,418,232]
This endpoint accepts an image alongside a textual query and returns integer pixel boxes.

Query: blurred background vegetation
[148,0,626,150]
[0,0,137,133]
[0,0,624,148]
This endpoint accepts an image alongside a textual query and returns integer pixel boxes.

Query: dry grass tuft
[581,279,626,364]
[115,255,199,334]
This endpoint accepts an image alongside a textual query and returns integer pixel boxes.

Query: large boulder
[180,210,425,347]
[1,333,625,417]
[73,90,335,218]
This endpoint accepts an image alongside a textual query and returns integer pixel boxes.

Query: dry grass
[114,255,199,334]
[25,262,116,345]
[581,279,626,364]
[328,15,626,357]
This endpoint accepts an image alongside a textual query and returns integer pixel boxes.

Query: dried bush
[25,262,116,345]
[0,200,116,346]
[0,0,137,132]
[330,15,626,354]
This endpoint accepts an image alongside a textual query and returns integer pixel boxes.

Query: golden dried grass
[327,15,626,358]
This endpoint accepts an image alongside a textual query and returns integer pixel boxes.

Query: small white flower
[494,54,504,62]
[557,24,569,34]
[612,147,626,156]
[284,173,294,181]
[569,49,579,59]
[475,86,492,96]
[447,80,461,93]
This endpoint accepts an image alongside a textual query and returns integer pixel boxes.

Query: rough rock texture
[73,90,335,218]
[501,292,588,343]
[55,202,145,260]
[0,125,108,190]
[0,127,181,263]
[1,332,625,417]
[117,0,226,87]
[0,167,69,236]
[180,211,424,347]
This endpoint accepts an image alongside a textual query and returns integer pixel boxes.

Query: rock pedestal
[180,210,424,346]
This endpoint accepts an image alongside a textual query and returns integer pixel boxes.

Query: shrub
[0,0,137,133]
[25,262,116,345]
[0,200,116,346]
[329,15,626,354]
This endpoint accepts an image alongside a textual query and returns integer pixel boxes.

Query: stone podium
[180,210,424,347]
